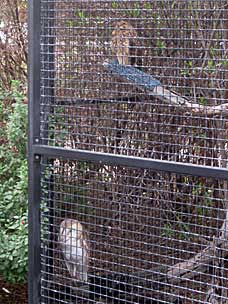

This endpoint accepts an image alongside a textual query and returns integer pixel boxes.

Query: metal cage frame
[28,1,228,303]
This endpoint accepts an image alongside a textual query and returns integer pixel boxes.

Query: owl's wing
[79,237,89,282]
[65,259,75,277]
[70,236,89,282]
[116,33,130,66]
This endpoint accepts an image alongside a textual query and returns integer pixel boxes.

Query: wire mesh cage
[28,0,228,304]
[40,0,228,166]
[40,159,228,304]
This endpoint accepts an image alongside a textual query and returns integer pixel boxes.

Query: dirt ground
[0,277,27,304]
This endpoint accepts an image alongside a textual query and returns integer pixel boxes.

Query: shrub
[0,80,28,283]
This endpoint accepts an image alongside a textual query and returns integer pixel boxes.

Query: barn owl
[110,21,139,66]
[59,219,89,282]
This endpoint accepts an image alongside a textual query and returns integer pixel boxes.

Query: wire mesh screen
[34,1,228,304]
[40,158,228,304]
[40,0,228,166]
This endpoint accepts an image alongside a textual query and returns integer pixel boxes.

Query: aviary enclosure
[28,1,228,303]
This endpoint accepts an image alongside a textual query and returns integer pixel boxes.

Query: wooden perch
[167,238,222,283]
[151,86,228,116]
[166,185,228,303]
[103,60,228,116]
[167,208,228,285]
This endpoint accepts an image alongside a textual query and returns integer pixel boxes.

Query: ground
[0,277,27,304]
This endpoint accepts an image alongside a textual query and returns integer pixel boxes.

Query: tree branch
[166,203,228,285]
[151,86,228,116]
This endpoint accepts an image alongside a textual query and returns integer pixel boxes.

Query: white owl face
[59,219,89,282]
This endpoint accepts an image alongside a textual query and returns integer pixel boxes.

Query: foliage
[0,80,28,283]
[0,0,27,89]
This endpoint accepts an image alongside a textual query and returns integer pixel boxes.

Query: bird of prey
[59,219,89,282]
[110,21,140,66]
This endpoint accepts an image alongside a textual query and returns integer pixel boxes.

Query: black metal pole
[28,0,41,302]
[39,0,56,302]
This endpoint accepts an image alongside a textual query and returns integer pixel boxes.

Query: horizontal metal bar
[33,145,228,179]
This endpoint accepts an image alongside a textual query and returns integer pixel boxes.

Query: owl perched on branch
[59,219,89,282]
[110,21,140,66]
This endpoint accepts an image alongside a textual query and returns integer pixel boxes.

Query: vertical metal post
[41,0,56,299]
[28,0,41,303]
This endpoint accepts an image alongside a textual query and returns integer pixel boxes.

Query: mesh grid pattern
[40,159,228,304]
[35,1,228,303]
[40,0,228,166]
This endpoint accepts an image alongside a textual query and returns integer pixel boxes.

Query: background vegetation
[0,1,227,303]
[0,80,28,283]
[0,2,28,302]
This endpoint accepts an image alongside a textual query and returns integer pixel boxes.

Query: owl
[110,21,140,66]
[59,219,89,282]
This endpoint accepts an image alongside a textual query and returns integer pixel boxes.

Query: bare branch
[151,86,228,116]
[167,200,228,285]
